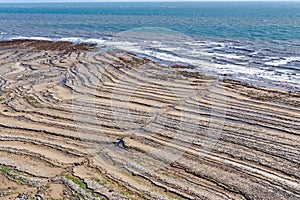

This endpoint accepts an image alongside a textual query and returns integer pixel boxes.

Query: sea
[0,1,299,90]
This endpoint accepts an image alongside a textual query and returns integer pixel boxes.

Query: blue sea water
[0,2,300,41]
[0,2,299,89]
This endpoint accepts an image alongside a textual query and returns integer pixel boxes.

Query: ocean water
[0,2,299,89]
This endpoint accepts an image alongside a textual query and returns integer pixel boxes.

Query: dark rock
[15,193,29,200]
[35,194,44,200]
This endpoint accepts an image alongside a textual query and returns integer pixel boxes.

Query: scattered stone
[0,189,13,197]
[15,193,29,200]
[34,193,44,200]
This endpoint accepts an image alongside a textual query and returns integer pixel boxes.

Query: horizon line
[0,0,299,2]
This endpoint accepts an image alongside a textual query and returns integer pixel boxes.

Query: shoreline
[0,39,97,53]
[1,38,299,92]
[0,40,299,199]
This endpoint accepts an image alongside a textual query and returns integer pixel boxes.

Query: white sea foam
[85,38,106,45]
[58,37,106,45]
[233,46,248,50]
[58,37,87,43]
[11,36,52,41]
[208,41,226,47]
[250,51,258,55]
[213,53,244,59]
[9,36,107,46]
[102,39,299,88]
[265,57,300,66]
[212,63,300,87]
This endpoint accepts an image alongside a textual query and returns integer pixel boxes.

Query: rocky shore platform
[0,40,299,200]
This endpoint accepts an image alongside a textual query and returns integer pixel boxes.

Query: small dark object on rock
[60,78,67,85]
[16,116,24,121]
[114,138,126,149]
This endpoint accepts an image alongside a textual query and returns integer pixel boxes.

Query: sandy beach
[0,40,299,200]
